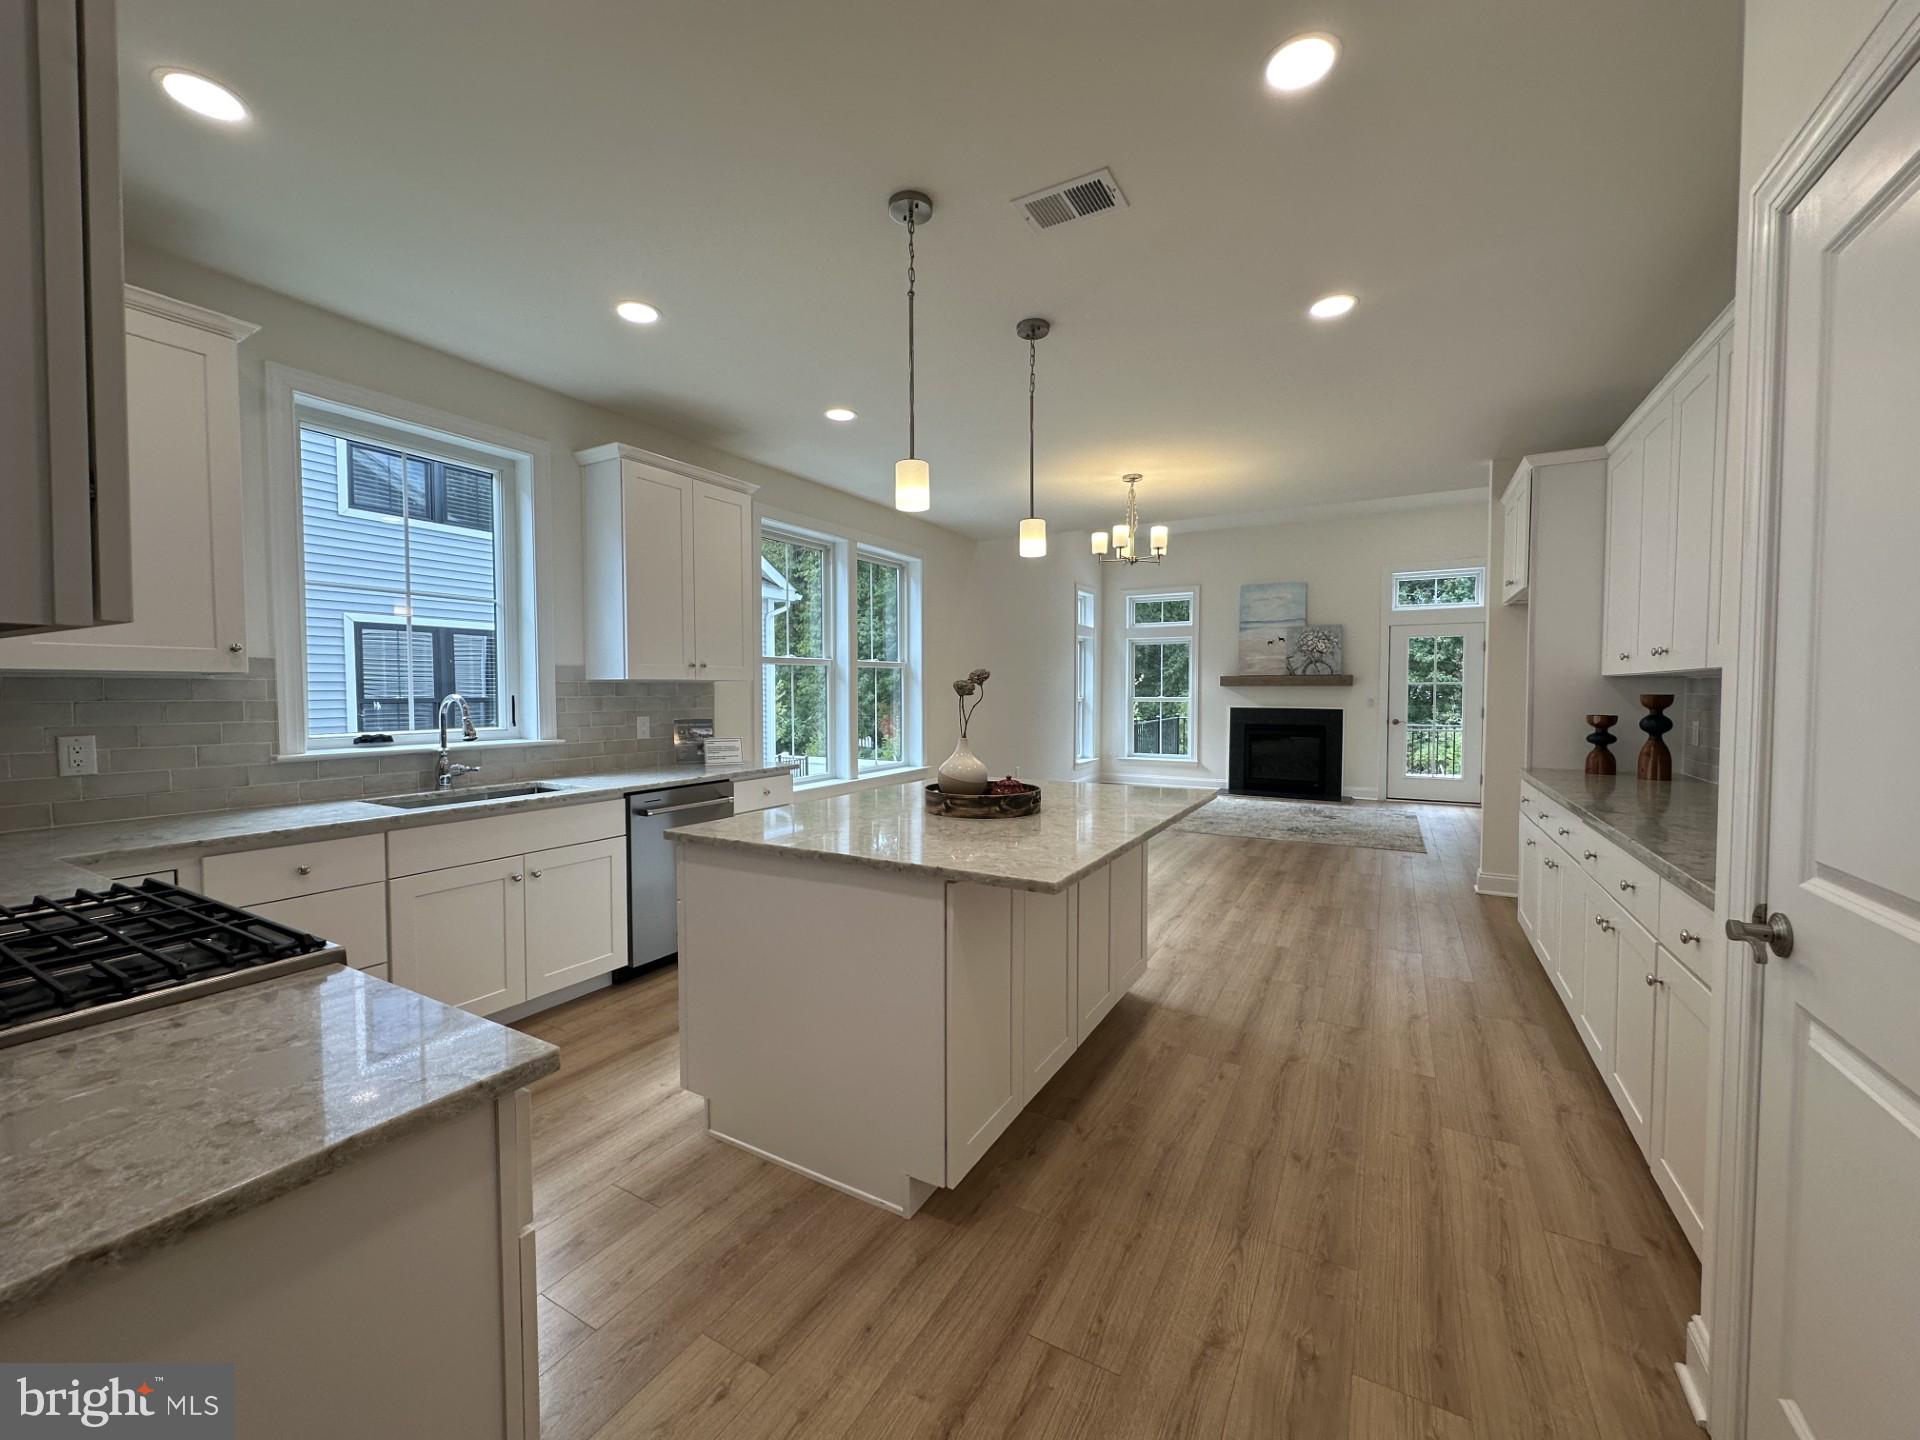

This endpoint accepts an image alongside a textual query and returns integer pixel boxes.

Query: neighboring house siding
[299,428,496,736]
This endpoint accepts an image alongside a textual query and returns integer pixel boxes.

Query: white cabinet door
[247,882,390,972]
[1633,405,1677,667]
[1108,844,1147,995]
[1610,914,1658,1157]
[1666,345,1721,670]
[1536,852,1565,1000]
[621,463,694,679]
[946,883,1019,1183]
[1517,827,1539,938]
[0,296,247,670]
[523,836,626,998]
[1602,437,1644,674]
[1554,855,1588,1019]
[1500,468,1530,604]
[1074,861,1115,1042]
[390,856,527,1014]
[690,479,753,682]
[1020,888,1076,1098]
[1650,945,1710,1251]
[1577,887,1622,1070]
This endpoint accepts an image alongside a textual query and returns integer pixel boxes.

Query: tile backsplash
[0,659,712,833]
[1675,673,1722,783]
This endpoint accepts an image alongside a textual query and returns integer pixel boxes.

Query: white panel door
[1385,621,1484,803]
[621,463,694,679]
[523,836,626,998]
[1746,62,1920,1440]
[1603,437,1643,673]
[690,480,752,682]
[389,857,527,1014]
[1633,406,1677,665]
[1649,944,1708,1251]
[1666,345,1721,670]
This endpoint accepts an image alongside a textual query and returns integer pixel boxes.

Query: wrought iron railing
[1404,724,1463,777]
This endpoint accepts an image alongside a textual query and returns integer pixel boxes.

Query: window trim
[855,550,913,775]
[1122,586,1198,764]
[264,364,553,760]
[1074,584,1098,766]
[1390,566,1487,611]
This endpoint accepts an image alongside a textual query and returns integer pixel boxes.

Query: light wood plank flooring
[516,805,1701,1440]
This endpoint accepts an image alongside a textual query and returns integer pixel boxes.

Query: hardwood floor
[516,805,1701,1440]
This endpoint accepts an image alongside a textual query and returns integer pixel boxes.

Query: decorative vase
[1637,695,1674,781]
[1584,714,1619,776]
[937,735,990,795]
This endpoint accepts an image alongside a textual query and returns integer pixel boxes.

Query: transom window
[856,555,910,772]
[1125,589,1195,761]
[1392,568,1485,610]
[761,532,831,778]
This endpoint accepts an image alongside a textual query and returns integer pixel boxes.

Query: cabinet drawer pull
[1678,927,1700,945]
[1525,838,1536,848]
[1645,972,1663,987]
[1619,651,1630,661]
[1617,879,1637,893]
[510,873,524,883]
[1558,828,1571,837]
[530,869,543,878]
[1583,850,1599,861]
[228,642,244,653]
[295,865,312,876]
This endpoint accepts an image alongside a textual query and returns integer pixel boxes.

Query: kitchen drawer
[1658,880,1718,991]
[734,772,793,814]
[246,882,389,971]
[1569,826,1612,881]
[1597,845,1660,935]
[1538,806,1586,857]
[202,835,385,906]
[387,800,624,877]
[110,868,178,887]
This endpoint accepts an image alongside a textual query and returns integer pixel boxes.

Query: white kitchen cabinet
[1610,906,1659,1156]
[1517,827,1540,938]
[1074,861,1114,1042]
[1651,944,1712,1250]
[247,883,390,972]
[1,0,130,638]
[734,771,794,813]
[1602,306,1732,676]
[1577,883,1623,1071]
[1499,464,1531,604]
[390,857,530,1014]
[522,836,627,996]
[0,289,254,671]
[579,443,758,683]
[1020,887,1076,1096]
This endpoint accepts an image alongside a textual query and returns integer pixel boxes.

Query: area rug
[1173,795,1427,853]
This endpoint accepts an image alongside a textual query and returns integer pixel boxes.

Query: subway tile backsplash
[1675,673,1722,784]
[0,660,712,833]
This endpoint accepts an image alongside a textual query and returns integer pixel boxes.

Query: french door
[1385,621,1482,803]
[1744,47,1920,1440]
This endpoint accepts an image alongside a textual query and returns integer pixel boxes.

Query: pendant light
[888,190,933,512]
[1016,317,1050,557]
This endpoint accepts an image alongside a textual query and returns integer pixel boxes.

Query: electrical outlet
[635,717,651,740]
[58,734,97,777]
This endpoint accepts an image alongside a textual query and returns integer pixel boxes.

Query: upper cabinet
[578,444,758,683]
[0,288,256,672]
[1,1,130,636]
[1601,306,1733,676]
[1499,464,1531,604]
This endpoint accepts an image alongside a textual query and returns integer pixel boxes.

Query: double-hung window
[1126,590,1195,761]
[1075,586,1098,764]
[761,531,832,778]
[295,419,516,746]
[856,554,910,772]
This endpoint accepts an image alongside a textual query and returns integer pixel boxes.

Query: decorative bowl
[925,781,1041,818]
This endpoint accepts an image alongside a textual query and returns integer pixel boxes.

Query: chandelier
[1091,474,1167,564]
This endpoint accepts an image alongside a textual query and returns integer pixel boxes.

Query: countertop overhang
[668,779,1220,893]
[1523,767,1717,905]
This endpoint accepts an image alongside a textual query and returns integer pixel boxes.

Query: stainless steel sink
[372,782,561,810]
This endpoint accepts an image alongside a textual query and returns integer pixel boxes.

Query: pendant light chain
[1028,335,1037,519]
[906,209,917,461]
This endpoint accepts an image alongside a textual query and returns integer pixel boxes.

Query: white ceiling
[118,0,1742,538]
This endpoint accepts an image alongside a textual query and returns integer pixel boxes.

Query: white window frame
[1390,566,1487,611]
[1124,587,1198,763]
[855,549,915,776]
[263,363,553,760]
[761,525,838,781]
[1075,584,1098,765]
[757,513,924,792]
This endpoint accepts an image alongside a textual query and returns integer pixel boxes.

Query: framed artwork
[1283,624,1344,675]
[1237,582,1307,672]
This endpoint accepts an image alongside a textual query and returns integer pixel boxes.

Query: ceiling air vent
[1012,169,1128,233]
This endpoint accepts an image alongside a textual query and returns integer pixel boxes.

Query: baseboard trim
[1342,786,1381,801]
[1675,1314,1710,1427]
[1475,869,1519,897]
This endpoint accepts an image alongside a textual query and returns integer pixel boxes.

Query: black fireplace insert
[1228,706,1343,801]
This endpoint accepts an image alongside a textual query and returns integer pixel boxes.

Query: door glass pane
[1403,631,1464,778]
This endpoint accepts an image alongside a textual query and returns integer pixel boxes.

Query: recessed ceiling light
[1308,292,1357,320]
[156,69,248,123]
[824,407,857,423]
[1264,33,1340,93]
[614,301,661,325]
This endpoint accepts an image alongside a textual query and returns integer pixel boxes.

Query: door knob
[1727,908,1795,961]
[1391,718,1402,726]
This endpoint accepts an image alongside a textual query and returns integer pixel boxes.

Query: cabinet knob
[229,642,244,653]
[295,865,312,876]
[698,661,708,669]
[1558,828,1571,837]
[1619,652,1630,661]
[510,873,523,883]
[1525,838,1535,847]
[530,869,543,878]
[1618,879,1636,893]
[1679,927,1700,945]
[1646,972,1663,987]
[1583,850,1599,861]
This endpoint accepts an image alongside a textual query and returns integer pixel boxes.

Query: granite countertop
[1524,767,1718,905]
[0,763,791,905]
[0,964,558,1317]
[668,778,1219,893]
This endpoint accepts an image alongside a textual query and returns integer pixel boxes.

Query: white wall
[123,245,978,763]
[1096,496,1490,798]
[1479,460,1526,889]
[959,533,1102,783]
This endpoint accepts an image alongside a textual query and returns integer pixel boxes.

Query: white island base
[676,839,1147,1215]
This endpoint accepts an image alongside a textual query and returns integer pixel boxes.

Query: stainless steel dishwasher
[627,780,733,969]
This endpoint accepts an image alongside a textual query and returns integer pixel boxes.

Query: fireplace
[1228,707,1343,801]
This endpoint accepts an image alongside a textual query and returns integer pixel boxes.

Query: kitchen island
[667,779,1216,1214]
